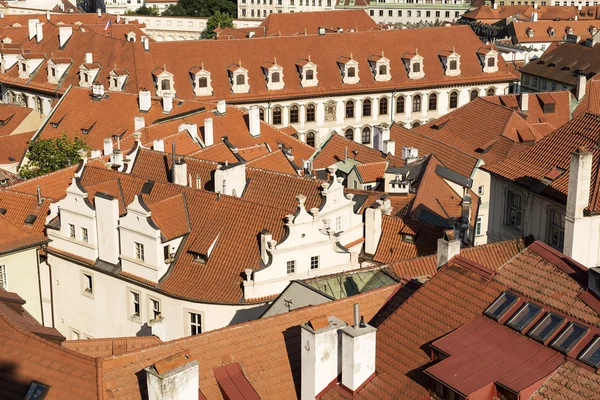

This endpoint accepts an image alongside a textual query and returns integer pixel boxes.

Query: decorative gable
[548,27,556,37]
[109,68,129,92]
[189,65,212,96]
[47,58,71,84]
[152,67,175,97]
[439,48,461,77]
[261,58,284,91]
[477,46,499,73]
[18,53,45,80]
[227,62,249,94]
[296,56,318,88]
[79,62,100,88]
[368,51,391,82]
[337,54,359,85]
[590,25,598,36]
[402,50,424,80]
[125,31,136,42]
[526,27,534,38]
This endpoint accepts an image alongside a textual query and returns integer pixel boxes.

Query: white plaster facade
[336,2,469,25]
[239,0,335,20]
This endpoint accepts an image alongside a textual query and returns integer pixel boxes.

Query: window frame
[306,104,316,122]
[550,322,589,354]
[69,223,76,239]
[396,96,405,114]
[272,106,282,125]
[379,97,388,115]
[81,227,88,243]
[287,260,296,274]
[345,100,355,119]
[361,127,371,144]
[412,94,422,113]
[128,289,142,321]
[290,105,299,124]
[149,297,162,321]
[363,99,372,117]
[449,91,458,109]
[134,242,145,262]
[428,93,437,111]
[547,208,565,251]
[504,190,523,231]
[236,74,245,86]
[310,255,319,270]
[188,311,202,335]
[81,271,94,298]
[0,265,7,290]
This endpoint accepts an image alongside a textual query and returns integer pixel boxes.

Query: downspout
[36,249,44,326]
[44,247,56,328]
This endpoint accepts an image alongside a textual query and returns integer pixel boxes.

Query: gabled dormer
[590,25,598,36]
[108,68,129,92]
[548,27,556,37]
[79,55,100,88]
[0,48,20,73]
[477,46,499,73]
[18,53,45,79]
[152,67,175,97]
[368,51,391,82]
[262,58,284,91]
[565,26,574,35]
[402,50,424,80]
[47,57,71,84]
[526,27,534,38]
[125,31,136,42]
[439,48,461,77]
[337,54,359,85]
[0,36,12,44]
[296,56,318,87]
[227,62,250,94]
[189,65,212,96]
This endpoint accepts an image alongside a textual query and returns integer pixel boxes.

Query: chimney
[564,147,593,263]
[340,304,377,392]
[437,229,461,267]
[85,53,93,64]
[46,10,50,20]
[103,138,113,156]
[301,316,347,400]
[36,22,43,42]
[162,96,173,113]
[78,148,88,164]
[578,3,582,9]
[204,117,214,146]
[139,89,151,112]
[523,52,530,65]
[260,229,272,265]
[37,186,42,205]
[178,123,198,141]
[249,105,260,137]
[383,140,395,156]
[531,12,538,22]
[111,149,123,166]
[92,83,105,98]
[216,99,226,114]
[145,353,199,400]
[97,8,101,16]
[318,26,326,35]
[364,205,383,255]
[533,2,538,8]
[576,75,587,101]
[95,193,120,264]
[519,92,529,112]
[59,26,72,47]
[134,116,145,131]
[214,162,246,197]
[91,150,102,159]
[28,19,39,40]
[142,36,150,51]
[116,15,121,23]
[153,139,164,152]
[133,131,142,143]
[493,2,497,9]
[173,157,187,186]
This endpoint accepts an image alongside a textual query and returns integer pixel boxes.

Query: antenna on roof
[350,52,354,59]
[308,54,311,62]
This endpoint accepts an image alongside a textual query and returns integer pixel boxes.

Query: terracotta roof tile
[356,161,387,183]
[62,335,162,358]
[0,190,51,236]
[258,10,378,36]
[0,131,32,165]
[0,105,36,137]
[8,164,78,201]
[0,214,48,254]
[147,193,190,241]
[246,149,298,175]
[531,361,600,399]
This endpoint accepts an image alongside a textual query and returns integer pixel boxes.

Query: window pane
[551,322,588,353]
[507,302,542,332]
[528,312,565,342]
[484,292,518,320]
[579,336,600,368]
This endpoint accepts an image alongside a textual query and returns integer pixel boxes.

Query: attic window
[378,64,387,75]
[0,179,8,187]
[401,233,415,243]
[507,302,542,332]
[192,252,207,263]
[24,214,37,225]
[199,77,208,88]
[484,292,518,320]
[549,28,555,37]
[0,208,7,214]
[551,322,588,354]
[487,58,495,67]
[236,75,245,85]
[528,312,565,343]
[578,336,600,368]
[161,80,170,91]
[24,381,49,400]
[81,123,95,135]
[306,70,314,80]
[272,72,280,83]
[347,67,356,77]
[449,60,457,70]
[413,63,421,73]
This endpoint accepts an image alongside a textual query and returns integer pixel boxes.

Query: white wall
[1,248,43,322]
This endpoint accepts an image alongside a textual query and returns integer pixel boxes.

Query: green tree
[126,5,160,15]
[180,0,236,18]
[202,11,234,38]
[162,3,187,16]
[20,133,90,179]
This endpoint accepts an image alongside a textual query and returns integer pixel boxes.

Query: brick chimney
[204,117,214,146]
[364,204,383,255]
[437,229,460,267]
[564,147,593,265]
[340,304,376,392]
[145,353,199,400]
[249,105,260,137]
[59,26,72,47]
[139,89,151,112]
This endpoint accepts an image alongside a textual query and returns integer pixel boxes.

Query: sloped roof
[356,161,387,183]
[246,149,298,175]
[62,336,162,358]
[0,131,32,166]
[511,19,596,44]
[0,105,36,137]
[0,214,48,254]
[258,10,379,36]
[573,74,600,117]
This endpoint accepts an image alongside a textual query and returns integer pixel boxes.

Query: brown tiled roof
[531,360,600,399]
[190,142,238,163]
[573,75,600,117]
[8,164,78,201]
[236,144,270,161]
[0,214,48,254]
[0,190,51,236]
[0,131,32,165]
[258,10,379,36]
[356,161,387,183]
[246,149,298,175]
[510,19,596,44]
[0,105,36,137]
[62,335,162,358]
[147,193,190,241]
[463,5,599,23]
[100,284,400,400]
[484,112,600,210]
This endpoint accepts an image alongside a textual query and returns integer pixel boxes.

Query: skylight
[578,336,600,368]
[507,302,542,332]
[24,381,49,400]
[484,292,518,320]
[551,322,588,354]
[528,312,565,343]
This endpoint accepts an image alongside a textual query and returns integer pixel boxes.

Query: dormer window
[477,46,499,73]
[297,56,318,87]
[79,61,100,88]
[236,75,245,85]
[262,58,284,90]
[199,77,207,87]
[191,67,213,96]
[379,65,387,75]
[527,28,534,38]
[488,58,495,67]
[440,48,461,77]
[108,68,129,92]
[272,72,280,83]
[591,26,598,36]
[161,80,170,91]
[368,51,391,82]
[152,67,175,97]
[51,68,56,77]
[348,67,356,77]
[228,62,250,94]
[449,60,457,70]
[402,50,424,80]
[126,31,136,42]
[566,26,574,35]
[306,70,314,80]
[548,27,555,37]
[338,54,359,84]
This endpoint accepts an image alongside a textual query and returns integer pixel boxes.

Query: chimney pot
[97,8,101,16]
[139,89,151,112]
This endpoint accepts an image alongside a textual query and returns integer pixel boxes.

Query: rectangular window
[476,217,482,236]
[336,216,343,231]
[579,336,600,368]
[551,322,588,354]
[478,185,484,195]
[135,242,145,262]
[71,330,80,340]
[548,209,565,251]
[164,245,171,262]
[417,10,421,17]
[287,260,295,274]
[370,10,374,16]
[81,227,88,243]
[541,80,547,90]
[398,10,402,16]
[131,291,140,318]
[379,10,383,16]
[507,302,542,332]
[388,10,392,16]
[524,75,530,85]
[311,255,319,270]
[436,11,440,17]
[82,273,93,295]
[505,191,523,231]
[190,312,202,335]
[69,224,75,239]
[528,312,565,343]
[151,299,161,320]
[551,82,557,91]
[445,11,449,17]
[532,77,538,86]
[426,11,430,17]
[0,265,7,290]
[484,292,518,320]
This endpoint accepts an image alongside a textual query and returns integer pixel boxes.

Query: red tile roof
[0,104,36,137]
[0,190,52,236]
[213,362,261,400]
[246,149,298,175]
[0,214,48,254]
[510,19,597,44]
[258,10,379,37]
[531,360,600,399]
[8,164,78,201]
[356,161,387,183]
[62,335,162,358]
[573,75,600,117]
[0,131,32,165]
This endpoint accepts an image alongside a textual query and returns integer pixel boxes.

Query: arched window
[412,121,421,128]
[346,100,354,119]
[396,96,405,113]
[413,94,421,113]
[35,97,42,113]
[487,88,496,96]
[259,108,265,121]
[236,74,245,85]
[449,60,457,70]
[306,131,315,147]
[271,72,280,83]
[198,77,208,88]
[272,107,282,125]
[362,127,371,144]
[449,92,458,109]
[363,99,372,117]
[428,93,437,111]
[487,57,495,67]
[347,67,356,78]
[345,128,354,140]
[379,97,388,115]
[161,79,170,91]
[306,104,316,122]
[290,105,299,124]
[470,89,479,101]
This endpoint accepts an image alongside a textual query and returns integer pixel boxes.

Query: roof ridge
[9,163,78,187]
[399,123,481,162]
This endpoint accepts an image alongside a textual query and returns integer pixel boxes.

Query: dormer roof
[20,53,45,60]
[368,52,388,63]
[337,54,356,64]
[476,45,496,55]
[189,65,209,75]
[401,50,421,60]
[151,67,173,78]
[81,62,100,70]
[261,59,280,70]
[50,57,72,65]
[227,63,246,73]
[110,68,129,76]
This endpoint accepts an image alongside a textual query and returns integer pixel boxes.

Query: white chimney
[85,53,93,64]
[214,162,246,197]
[142,36,149,51]
[523,52,530,65]
[103,138,113,156]
[46,10,50,20]
[531,12,538,22]
[402,146,419,162]
[301,316,347,400]
[139,89,151,112]
[28,19,39,40]
[249,105,260,137]
[90,150,102,158]
[178,123,198,141]
[145,354,199,400]
[97,8,101,16]
[519,93,529,112]
[217,99,226,114]
[134,116,145,131]
[383,140,395,156]
[153,139,164,152]
[493,2,497,9]
[116,15,121,23]
[437,229,461,267]
[95,193,120,264]
[578,3,582,10]
[204,117,214,146]
[36,22,43,42]
[111,149,123,166]
[59,26,72,47]
[564,148,593,264]
[533,2,538,9]
[576,75,587,101]
[341,304,377,392]
[173,157,187,186]
[92,83,105,97]
[364,205,383,255]
[260,229,272,265]
[162,96,173,113]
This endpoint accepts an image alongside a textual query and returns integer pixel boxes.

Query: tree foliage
[162,3,187,16]
[180,0,236,18]
[20,133,90,179]
[202,11,234,38]
[126,5,160,15]
[458,19,505,42]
